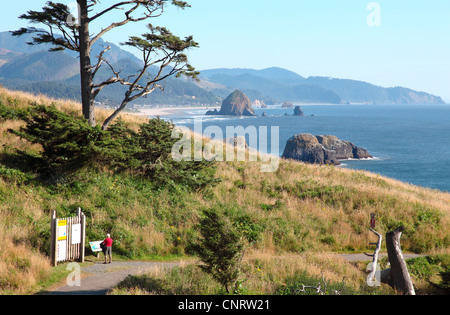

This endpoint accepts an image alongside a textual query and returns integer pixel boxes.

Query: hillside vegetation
[0,87,449,294]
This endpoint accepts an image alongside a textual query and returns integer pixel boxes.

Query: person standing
[101,234,113,264]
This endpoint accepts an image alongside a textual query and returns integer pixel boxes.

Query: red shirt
[103,238,113,247]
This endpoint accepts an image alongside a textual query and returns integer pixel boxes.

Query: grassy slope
[0,87,449,294]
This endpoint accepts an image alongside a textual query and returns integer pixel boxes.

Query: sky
[2,0,450,101]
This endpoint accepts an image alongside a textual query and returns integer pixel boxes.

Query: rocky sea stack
[282,134,372,165]
[293,106,304,116]
[206,90,255,116]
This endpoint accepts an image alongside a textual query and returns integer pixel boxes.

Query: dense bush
[9,104,102,178]
[8,105,218,190]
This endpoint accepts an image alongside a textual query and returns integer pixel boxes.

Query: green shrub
[8,105,102,178]
[191,208,245,293]
[232,214,264,244]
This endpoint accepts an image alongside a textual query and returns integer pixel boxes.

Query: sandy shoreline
[136,106,219,117]
[135,103,373,118]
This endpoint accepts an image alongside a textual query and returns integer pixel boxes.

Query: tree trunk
[101,100,130,130]
[78,0,95,126]
[385,226,416,295]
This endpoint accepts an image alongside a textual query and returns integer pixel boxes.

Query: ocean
[159,104,450,193]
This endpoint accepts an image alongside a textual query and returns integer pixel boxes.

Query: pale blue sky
[2,1,450,101]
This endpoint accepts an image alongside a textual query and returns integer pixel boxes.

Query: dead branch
[296,270,346,295]
[365,228,382,287]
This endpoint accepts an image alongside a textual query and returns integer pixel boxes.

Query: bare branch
[91,45,111,78]
[89,1,138,21]
[295,270,345,295]
[90,2,165,45]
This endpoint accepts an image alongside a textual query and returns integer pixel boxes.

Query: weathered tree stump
[366,226,416,295]
[384,226,416,295]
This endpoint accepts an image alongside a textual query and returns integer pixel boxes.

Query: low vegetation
[0,87,449,294]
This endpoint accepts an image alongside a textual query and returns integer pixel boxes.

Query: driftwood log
[366,226,416,295]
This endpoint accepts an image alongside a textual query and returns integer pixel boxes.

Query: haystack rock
[206,90,255,116]
[282,134,372,165]
[293,106,304,116]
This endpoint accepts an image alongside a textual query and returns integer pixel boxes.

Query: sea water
[161,104,450,192]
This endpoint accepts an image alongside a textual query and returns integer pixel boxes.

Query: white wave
[340,156,388,162]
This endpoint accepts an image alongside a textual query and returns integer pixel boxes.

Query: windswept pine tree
[13,1,198,129]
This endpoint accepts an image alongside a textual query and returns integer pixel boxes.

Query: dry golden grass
[0,86,148,129]
[241,252,366,294]
[0,234,51,294]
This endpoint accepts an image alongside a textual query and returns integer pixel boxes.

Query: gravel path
[48,261,180,295]
[340,253,422,262]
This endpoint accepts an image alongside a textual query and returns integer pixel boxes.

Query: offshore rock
[282,133,372,165]
[293,106,304,116]
[206,90,255,116]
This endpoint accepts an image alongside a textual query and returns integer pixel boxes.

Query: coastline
[134,102,385,118]
[136,106,219,117]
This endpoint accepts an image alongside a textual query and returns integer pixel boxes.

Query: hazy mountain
[200,68,445,105]
[0,31,219,105]
[304,76,445,104]
[200,68,342,104]
[0,48,22,67]
[201,67,306,86]
[0,50,79,81]
[0,31,141,65]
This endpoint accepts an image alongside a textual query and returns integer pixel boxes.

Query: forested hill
[0,31,220,106]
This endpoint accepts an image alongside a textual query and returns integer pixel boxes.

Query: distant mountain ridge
[0,50,79,81]
[0,31,445,106]
[0,31,219,106]
[199,67,445,105]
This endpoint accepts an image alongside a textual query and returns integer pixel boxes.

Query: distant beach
[137,106,219,117]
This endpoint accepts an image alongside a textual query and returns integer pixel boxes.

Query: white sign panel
[89,241,103,253]
[57,240,67,262]
[71,224,81,245]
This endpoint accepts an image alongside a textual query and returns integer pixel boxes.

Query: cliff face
[282,134,372,165]
[218,90,255,116]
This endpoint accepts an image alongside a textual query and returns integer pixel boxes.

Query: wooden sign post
[50,208,86,267]
[370,213,376,229]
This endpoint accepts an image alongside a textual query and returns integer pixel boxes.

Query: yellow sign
[57,219,67,241]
